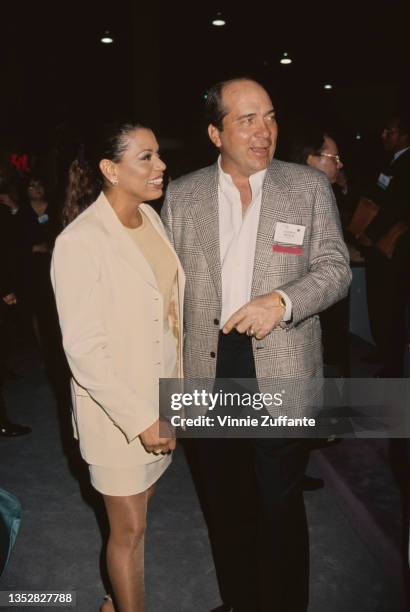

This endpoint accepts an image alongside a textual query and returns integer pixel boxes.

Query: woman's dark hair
[205,77,258,131]
[62,159,95,227]
[62,122,147,226]
[286,124,326,165]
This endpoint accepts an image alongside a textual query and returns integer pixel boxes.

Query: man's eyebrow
[235,109,276,121]
[235,112,256,122]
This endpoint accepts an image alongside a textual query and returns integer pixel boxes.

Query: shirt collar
[393,146,410,162]
[217,156,267,201]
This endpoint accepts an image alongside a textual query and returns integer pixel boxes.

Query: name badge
[273,222,305,245]
[377,173,391,190]
[38,214,49,224]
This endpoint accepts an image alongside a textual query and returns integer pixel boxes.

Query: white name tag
[273,222,306,245]
[38,214,49,225]
[377,173,391,190]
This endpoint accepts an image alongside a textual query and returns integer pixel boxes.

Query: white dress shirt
[392,146,410,163]
[217,158,291,327]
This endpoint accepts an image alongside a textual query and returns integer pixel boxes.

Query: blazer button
[210,351,216,358]
[213,318,219,325]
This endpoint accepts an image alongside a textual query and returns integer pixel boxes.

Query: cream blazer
[51,192,185,468]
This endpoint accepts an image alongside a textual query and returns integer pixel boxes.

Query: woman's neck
[30,198,47,212]
[104,190,143,229]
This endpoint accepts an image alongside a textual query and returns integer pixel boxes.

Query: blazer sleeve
[50,232,158,442]
[279,174,352,325]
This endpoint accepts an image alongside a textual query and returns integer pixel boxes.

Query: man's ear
[399,133,410,149]
[208,124,222,149]
[306,153,316,169]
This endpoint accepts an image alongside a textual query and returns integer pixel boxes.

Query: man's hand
[223,291,285,340]
[0,194,18,211]
[2,293,17,306]
[139,418,176,455]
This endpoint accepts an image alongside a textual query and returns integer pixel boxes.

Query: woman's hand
[139,419,176,455]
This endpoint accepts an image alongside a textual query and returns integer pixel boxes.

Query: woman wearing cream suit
[51,123,184,612]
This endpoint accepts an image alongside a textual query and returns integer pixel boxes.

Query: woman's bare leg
[102,485,155,612]
[100,594,115,612]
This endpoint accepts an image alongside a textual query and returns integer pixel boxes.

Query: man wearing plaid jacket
[162,78,351,612]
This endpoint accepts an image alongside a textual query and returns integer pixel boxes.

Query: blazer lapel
[188,164,222,300]
[251,160,293,296]
[94,192,157,289]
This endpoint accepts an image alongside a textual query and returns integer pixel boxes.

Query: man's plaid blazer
[162,159,351,416]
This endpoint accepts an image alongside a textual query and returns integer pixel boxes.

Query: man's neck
[222,169,252,210]
[30,198,47,211]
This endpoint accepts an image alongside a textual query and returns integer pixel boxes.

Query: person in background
[19,174,58,348]
[51,122,184,612]
[0,204,31,437]
[0,178,33,344]
[361,115,410,377]
[287,124,350,379]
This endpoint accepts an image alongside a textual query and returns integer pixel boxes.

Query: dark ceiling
[1,0,409,162]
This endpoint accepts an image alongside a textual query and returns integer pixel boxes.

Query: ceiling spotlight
[324,83,333,90]
[355,132,362,140]
[212,12,226,26]
[101,31,114,44]
[280,52,292,65]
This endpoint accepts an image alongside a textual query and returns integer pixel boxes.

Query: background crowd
[1,112,409,431]
[0,109,409,607]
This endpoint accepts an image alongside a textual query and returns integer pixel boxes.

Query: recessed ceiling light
[212,12,226,26]
[324,83,333,90]
[280,52,292,65]
[101,31,113,44]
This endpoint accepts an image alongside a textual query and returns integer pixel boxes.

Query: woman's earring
[112,178,118,186]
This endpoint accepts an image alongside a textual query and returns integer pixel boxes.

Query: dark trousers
[320,293,350,376]
[192,331,309,612]
[365,246,408,376]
